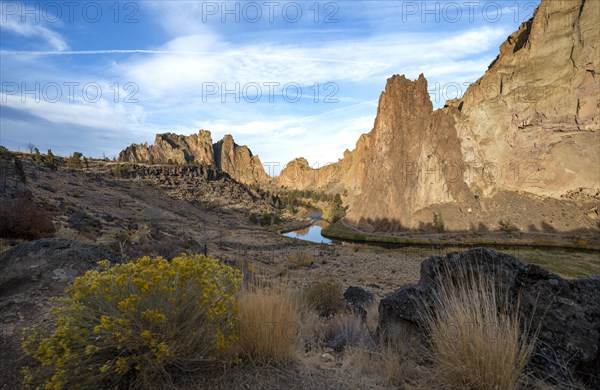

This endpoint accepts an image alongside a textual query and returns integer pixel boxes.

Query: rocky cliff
[213,135,269,184]
[446,0,599,198]
[277,0,599,231]
[120,130,215,166]
[119,130,268,185]
[346,74,472,227]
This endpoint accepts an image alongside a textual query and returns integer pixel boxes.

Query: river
[282,208,335,245]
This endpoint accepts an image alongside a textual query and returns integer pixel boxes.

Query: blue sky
[1,0,540,174]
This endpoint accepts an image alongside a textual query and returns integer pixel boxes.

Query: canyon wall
[119,131,268,185]
[445,0,599,198]
[277,0,599,230]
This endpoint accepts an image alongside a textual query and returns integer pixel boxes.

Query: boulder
[343,286,373,320]
[378,248,600,387]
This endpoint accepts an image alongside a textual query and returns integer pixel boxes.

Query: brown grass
[338,321,425,387]
[236,284,304,364]
[424,262,536,389]
[287,251,315,268]
[325,313,372,351]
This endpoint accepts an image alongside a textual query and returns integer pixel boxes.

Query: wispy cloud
[0,12,68,51]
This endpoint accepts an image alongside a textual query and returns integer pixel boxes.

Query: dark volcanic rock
[343,286,373,307]
[378,248,600,387]
[0,238,119,297]
[343,286,373,321]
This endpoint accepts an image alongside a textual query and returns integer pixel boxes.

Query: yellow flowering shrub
[22,254,242,389]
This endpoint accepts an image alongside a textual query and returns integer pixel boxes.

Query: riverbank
[322,220,600,251]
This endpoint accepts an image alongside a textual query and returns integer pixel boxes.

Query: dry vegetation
[0,196,55,240]
[423,261,536,389]
[3,153,591,389]
[237,283,304,364]
[20,253,543,389]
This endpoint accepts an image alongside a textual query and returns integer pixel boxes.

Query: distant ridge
[119,130,268,184]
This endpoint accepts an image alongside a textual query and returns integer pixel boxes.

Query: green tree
[331,193,346,223]
[34,148,42,164]
[44,149,57,170]
[113,163,127,177]
[249,213,258,224]
[286,204,296,215]
[433,212,445,233]
[259,213,272,226]
[66,152,83,170]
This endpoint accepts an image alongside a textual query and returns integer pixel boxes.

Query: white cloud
[1,92,146,133]
[143,1,222,38]
[0,13,68,51]
[114,26,508,102]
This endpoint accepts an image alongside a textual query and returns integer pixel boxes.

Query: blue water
[283,225,333,245]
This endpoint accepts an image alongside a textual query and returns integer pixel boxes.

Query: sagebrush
[22,254,242,389]
[305,281,343,317]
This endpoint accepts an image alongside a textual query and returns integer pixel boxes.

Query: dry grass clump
[237,284,304,364]
[325,313,372,351]
[304,281,344,317]
[287,251,315,268]
[336,321,424,388]
[424,261,536,389]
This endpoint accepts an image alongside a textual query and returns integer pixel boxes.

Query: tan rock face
[119,131,268,185]
[277,134,370,198]
[276,0,599,230]
[119,130,214,166]
[278,75,470,228]
[214,135,269,184]
[346,75,470,227]
[447,0,599,198]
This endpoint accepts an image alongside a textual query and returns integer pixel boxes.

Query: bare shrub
[287,251,314,269]
[499,219,519,234]
[325,313,372,352]
[0,197,55,239]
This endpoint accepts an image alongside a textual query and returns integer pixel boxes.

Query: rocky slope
[277,0,599,232]
[119,131,268,184]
